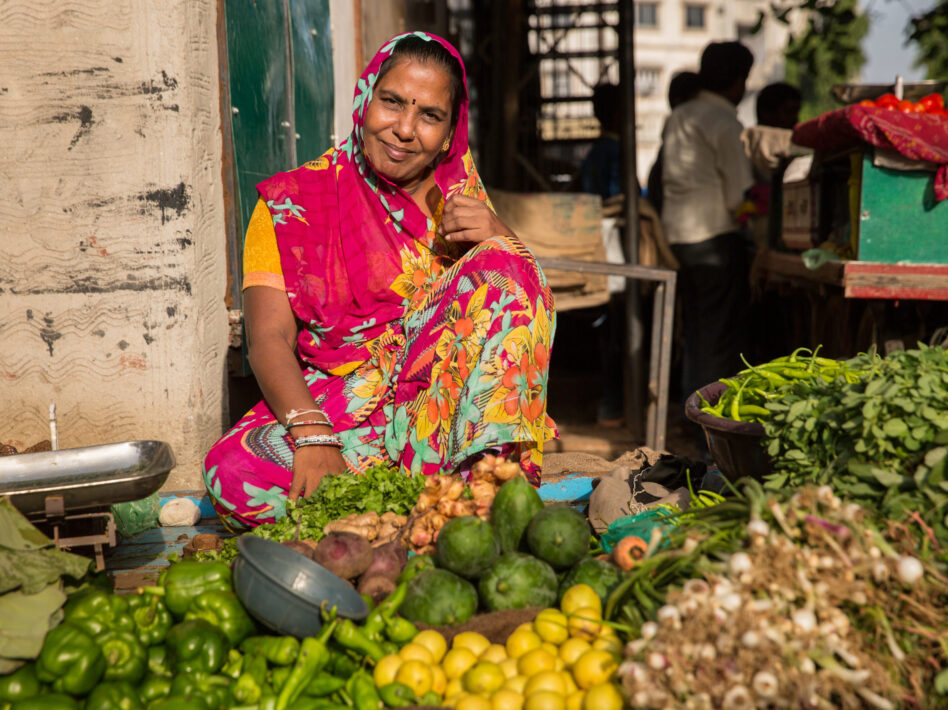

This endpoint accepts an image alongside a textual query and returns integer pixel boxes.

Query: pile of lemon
[373,584,624,710]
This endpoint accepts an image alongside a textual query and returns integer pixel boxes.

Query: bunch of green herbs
[763,344,948,548]
[197,463,423,563]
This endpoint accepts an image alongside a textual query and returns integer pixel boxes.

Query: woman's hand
[440,195,516,244]
[288,446,349,501]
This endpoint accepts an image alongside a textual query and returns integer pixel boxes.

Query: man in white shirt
[661,41,755,412]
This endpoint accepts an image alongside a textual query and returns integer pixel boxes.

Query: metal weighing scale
[0,440,175,569]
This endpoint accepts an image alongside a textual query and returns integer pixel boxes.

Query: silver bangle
[293,434,343,449]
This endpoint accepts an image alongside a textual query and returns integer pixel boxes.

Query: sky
[860,0,936,82]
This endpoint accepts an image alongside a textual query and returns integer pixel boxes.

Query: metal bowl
[233,535,368,638]
[832,81,947,104]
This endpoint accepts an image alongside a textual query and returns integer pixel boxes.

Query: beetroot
[361,541,408,581]
[313,531,373,580]
[358,575,397,603]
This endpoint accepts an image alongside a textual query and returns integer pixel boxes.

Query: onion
[728,552,753,575]
[746,517,769,537]
[720,592,742,613]
[639,621,659,640]
[896,555,924,585]
[792,608,817,633]
[740,630,760,648]
[752,671,778,699]
[682,578,710,598]
[647,651,668,670]
[657,605,681,627]
[722,685,754,710]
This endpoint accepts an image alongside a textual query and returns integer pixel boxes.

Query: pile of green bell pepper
[2,561,417,710]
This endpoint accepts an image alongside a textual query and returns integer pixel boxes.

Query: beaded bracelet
[293,434,343,449]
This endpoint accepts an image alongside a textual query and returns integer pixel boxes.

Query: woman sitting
[203,32,557,531]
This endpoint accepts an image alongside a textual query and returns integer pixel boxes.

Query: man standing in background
[661,41,755,417]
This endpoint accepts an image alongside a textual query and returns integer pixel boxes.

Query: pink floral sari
[203,32,557,530]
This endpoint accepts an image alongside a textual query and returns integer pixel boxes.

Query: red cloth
[792,105,948,202]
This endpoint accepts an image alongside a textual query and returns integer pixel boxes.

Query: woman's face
[362,58,454,188]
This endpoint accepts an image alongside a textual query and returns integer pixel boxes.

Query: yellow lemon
[503,675,528,694]
[561,671,579,695]
[443,648,480,680]
[491,688,525,710]
[431,665,448,695]
[534,609,570,645]
[582,682,624,710]
[506,630,542,659]
[445,677,464,699]
[462,661,506,696]
[456,695,493,710]
[500,658,520,679]
[481,643,508,664]
[523,690,566,710]
[523,670,566,696]
[413,630,449,663]
[559,638,591,668]
[567,608,602,641]
[560,585,602,617]
[571,650,618,690]
[453,632,491,657]
[540,642,560,658]
[373,653,403,687]
[514,622,535,635]
[592,636,623,658]
[395,659,433,697]
[517,648,557,677]
[597,624,618,639]
[399,642,435,664]
[566,690,585,710]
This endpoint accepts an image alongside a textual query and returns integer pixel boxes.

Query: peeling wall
[0,0,228,490]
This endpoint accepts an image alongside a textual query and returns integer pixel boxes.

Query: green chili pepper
[36,622,106,696]
[269,667,292,693]
[127,594,174,647]
[139,674,174,703]
[9,694,80,710]
[382,617,417,645]
[738,405,771,419]
[0,664,40,702]
[377,682,414,708]
[334,620,385,663]
[231,650,268,705]
[63,588,135,638]
[275,622,337,710]
[346,671,382,710]
[185,590,255,646]
[85,681,144,710]
[325,652,359,679]
[145,561,233,618]
[303,673,345,698]
[166,620,230,675]
[362,584,407,640]
[239,637,299,667]
[170,674,234,710]
[99,629,148,683]
[417,691,441,706]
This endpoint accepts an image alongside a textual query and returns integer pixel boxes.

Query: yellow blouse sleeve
[242,199,286,291]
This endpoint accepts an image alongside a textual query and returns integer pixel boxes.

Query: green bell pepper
[63,588,135,638]
[184,590,255,646]
[220,649,243,680]
[239,637,299,667]
[148,646,173,678]
[9,694,79,710]
[139,674,174,703]
[145,696,210,710]
[127,594,173,647]
[85,681,144,710]
[36,622,106,696]
[231,650,268,705]
[166,620,230,675]
[169,674,234,710]
[147,561,232,618]
[332,620,385,663]
[100,629,148,683]
[275,622,337,710]
[0,664,40,702]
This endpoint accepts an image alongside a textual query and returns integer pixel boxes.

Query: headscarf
[256,32,486,375]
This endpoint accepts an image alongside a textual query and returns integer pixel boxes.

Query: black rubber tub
[684,382,773,482]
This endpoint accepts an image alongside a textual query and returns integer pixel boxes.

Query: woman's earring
[442,138,451,152]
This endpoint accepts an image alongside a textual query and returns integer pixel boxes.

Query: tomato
[897,99,915,112]
[919,93,945,112]
[858,99,876,107]
[875,93,899,109]
[912,101,928,113]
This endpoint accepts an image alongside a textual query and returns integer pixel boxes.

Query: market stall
[3,339,948,710]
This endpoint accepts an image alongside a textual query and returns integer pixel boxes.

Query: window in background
[636,67,661,97]
[636,2,659,28]
[684,4,706,30]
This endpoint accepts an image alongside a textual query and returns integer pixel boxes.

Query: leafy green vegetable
[762,345,948,551]
[197,463,423,563]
